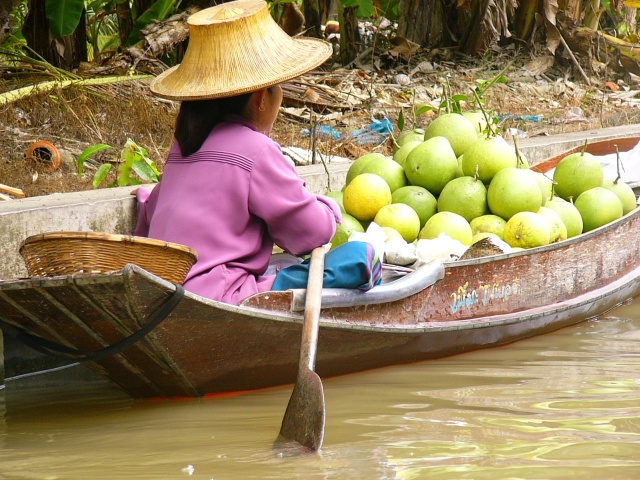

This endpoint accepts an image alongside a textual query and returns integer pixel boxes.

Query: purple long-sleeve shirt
[134,116,340,304]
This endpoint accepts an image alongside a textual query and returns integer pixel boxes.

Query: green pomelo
[461,135,518,184]
[345,152,386,185]
[437,175,488,222]
[381,226,404,242]
[487,167,543,220]
[404,136,458,196]
[574,187,623,232]
[537,206,568,243]
[419,211,473,245]
[394,129,425,153]
[461,111,488,135]
[374,203,422,243]
[552,151,603,201]
[360,156,408,193]
[391,185,438,229]
[471,232,503,244]
[528,171,553,206]
[424,113,478,157]
[456,154,464,177]
[470,214,507,239]
[503,211,551,249]
[343,173,392,221]
[330,213,364,249]
[516,153,530,169]
[545,197,583,238]
[325,190,345,213]
[393,140,423,166]
[602,179,637,215]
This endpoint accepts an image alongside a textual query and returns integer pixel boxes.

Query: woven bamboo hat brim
[150,0,333,101]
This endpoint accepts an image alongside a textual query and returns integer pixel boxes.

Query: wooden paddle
[276,245,327,452]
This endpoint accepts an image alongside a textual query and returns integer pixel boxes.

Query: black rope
[0,285,185,363]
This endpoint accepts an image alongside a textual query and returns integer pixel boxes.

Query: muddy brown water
[1,299,639,479]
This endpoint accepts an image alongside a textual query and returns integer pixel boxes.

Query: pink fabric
[134,116,340,305]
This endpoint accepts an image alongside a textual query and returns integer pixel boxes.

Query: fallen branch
[0,75,152,107]
[0,183,25,198]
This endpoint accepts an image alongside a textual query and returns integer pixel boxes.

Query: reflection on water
[1,301,639,479]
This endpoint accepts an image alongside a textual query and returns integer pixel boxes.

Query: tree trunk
[303,0,322,38]
[23,0,87,70]
[339,5,358,64]
[117,1,134,47]
[398,0,444,47]
[318,0,336,23]
[0,0,18,43]
[624,7,637,34]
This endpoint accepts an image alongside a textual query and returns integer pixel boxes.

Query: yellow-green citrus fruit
[381,226,404,242]
[404,136,458,196]
[545,197,583,238]
[470,214,507,239]
[419,211,473,245]
[461,135,518,184]
[325,190,345,213]
[602,179,637,215]
[393,129,425,153]
[345,152,386,185]
[360,156,408,193]
[526,170,553,206]
[461,111,488,135]
[487,167,543,220]
[552,151,603,201]
[374,203,421,243]
[471,232,503,244]
[456,154,464,177]
[537,206,568,243]
[437,175,488,222]
[330,212,365,249]
[503,211,551,249]
[424,112,478,157]
[574,186,623,232]
[516,153,530,169]
[391,185,438,229]
[343,173,392,222]
[393,140,423,166]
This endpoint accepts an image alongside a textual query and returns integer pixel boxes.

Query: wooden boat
[1,137,640,399]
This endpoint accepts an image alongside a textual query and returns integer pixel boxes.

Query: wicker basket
[19,231,198,284]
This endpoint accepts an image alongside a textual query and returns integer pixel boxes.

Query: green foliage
[377,0,399,20]
[126,0,179,46]
[45,0,86,39]
[340,0,375,18]
[397,109,404,131]
[77,139,160,188]
[86,1,120,61]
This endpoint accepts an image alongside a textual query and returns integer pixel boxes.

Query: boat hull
[1,137,640,398]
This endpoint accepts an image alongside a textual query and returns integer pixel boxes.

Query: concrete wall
[0,163,350,280]
[0,188,139,279]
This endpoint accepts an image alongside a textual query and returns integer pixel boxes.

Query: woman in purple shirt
[135,0,380,304]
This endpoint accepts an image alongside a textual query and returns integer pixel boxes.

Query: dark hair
[174,93,253,157]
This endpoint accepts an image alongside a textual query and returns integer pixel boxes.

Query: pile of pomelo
[328,111,638,255]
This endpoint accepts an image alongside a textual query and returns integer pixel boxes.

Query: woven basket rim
[19,231,198,260]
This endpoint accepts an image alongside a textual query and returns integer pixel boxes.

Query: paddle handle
[300,246,326,371]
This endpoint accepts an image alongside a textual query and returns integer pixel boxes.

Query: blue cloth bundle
[271,241,382,291]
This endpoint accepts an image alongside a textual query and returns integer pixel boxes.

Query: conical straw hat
[150,0,333,100]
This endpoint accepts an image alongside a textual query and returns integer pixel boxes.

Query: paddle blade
[276,368,325,451]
